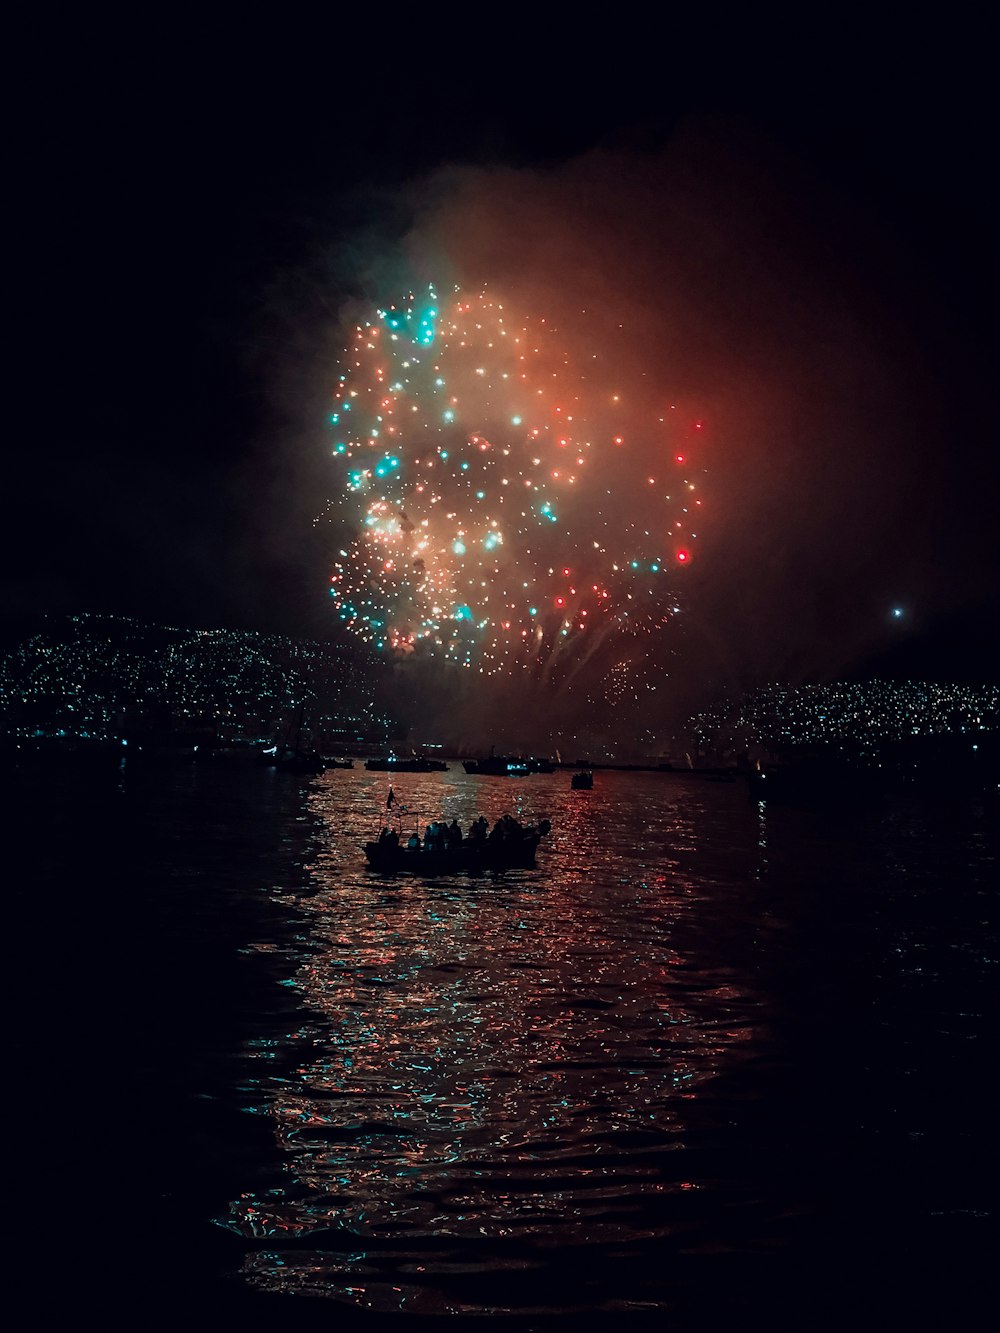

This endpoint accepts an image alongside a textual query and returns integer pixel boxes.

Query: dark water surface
[10,761,997,1328]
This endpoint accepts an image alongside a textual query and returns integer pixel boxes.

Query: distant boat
[571,771,593,789]
[263,702,325,773]
[274,748,325,774]
[463,749,555,775]
[323,756,354,769]
[364,755,448,772]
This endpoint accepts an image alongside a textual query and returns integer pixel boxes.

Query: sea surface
[10,758,997,1329]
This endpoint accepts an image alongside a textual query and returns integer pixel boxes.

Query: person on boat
[407,831,421,850]
[447,819,463,846]
[488,818,506,843]
[511,815,530,842]
[469,816,487,843]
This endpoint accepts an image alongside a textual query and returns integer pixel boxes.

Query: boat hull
[463,757,554,775]
[365,759,449,772]
[364,835,542,875]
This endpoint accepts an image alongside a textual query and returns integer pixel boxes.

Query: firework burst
[326,285,704,687]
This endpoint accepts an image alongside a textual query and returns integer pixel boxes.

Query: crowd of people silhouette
[377,812,547,852]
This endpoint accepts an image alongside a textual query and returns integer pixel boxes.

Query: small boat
[571,771,593,789]
[323,757,354,769]
[364,755,449,772]
[365,820,551,875]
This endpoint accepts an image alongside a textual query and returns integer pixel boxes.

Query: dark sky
[6,19,996,693]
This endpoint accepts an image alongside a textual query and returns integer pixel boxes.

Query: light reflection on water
[220,771,775,1314]
[12,754,995,1322]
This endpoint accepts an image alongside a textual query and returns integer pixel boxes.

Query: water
[10,760,997,1328]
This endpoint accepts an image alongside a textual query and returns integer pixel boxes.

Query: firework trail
[326,285,704,692]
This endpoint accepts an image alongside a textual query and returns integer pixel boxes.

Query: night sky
[7,19,996,708]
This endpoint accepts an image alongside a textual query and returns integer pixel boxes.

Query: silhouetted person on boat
[469,817,487,843]
[494,814,521,842]
[447,819,463,846]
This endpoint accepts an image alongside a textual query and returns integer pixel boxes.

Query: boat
[463,749,555,775]
[266,745,325,773]
[364,755,449,772]
[571,771,593,789]
[365,819,551,875]
[323,757,354,769]
[263,703,325,772]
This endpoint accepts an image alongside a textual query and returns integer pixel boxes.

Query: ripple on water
[213,769,998,1316]
[213,771,783,1313]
